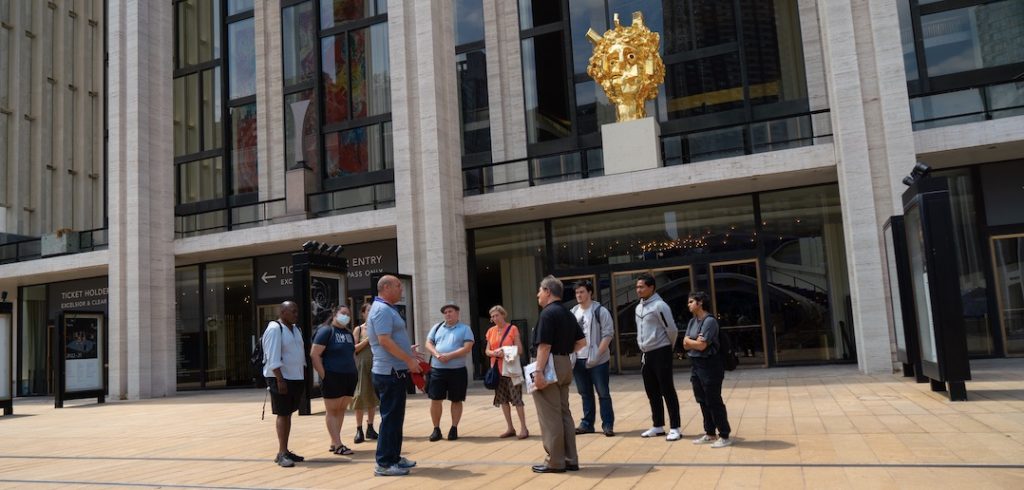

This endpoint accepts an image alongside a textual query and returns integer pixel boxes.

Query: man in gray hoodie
[634,273,682,441]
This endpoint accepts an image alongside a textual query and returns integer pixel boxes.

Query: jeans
[572,358,614,431]
[372,370,408,467]
[641,345,680,428]
[690,356,731,438]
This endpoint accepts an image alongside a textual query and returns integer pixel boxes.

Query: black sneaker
[274,453,295,468]
[354,427,365,444]
[448,426,459,441]
[285,450,304,462]
[429,427,442,442]
[367,425,379,440]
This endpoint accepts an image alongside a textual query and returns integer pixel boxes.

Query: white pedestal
[601,117,662,175]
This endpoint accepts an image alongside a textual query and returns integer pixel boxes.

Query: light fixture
[302,240,318,252]
[318,243,331,254]
[0,291,7,302]
[902,161,932,186]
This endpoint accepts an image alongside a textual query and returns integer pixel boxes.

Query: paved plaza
[1,359,1023,489]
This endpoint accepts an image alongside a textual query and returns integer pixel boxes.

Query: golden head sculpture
[586,12,665,122]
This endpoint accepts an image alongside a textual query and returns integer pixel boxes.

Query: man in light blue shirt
[424,302,475,442]
[366,275,421,477]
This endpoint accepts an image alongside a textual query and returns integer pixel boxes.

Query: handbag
[484,325,514,390]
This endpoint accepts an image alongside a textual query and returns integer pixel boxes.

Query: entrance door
[710,259,767,367]
[611,267,693,371]
[991,234,1024,356]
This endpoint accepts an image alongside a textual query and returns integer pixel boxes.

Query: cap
[440,302,460,313]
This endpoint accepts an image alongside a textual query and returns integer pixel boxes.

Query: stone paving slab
[1,360,1022,489]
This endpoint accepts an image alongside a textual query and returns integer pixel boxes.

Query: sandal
[499,430,516,438]
[329,444,354,456]
[517,430,529,440]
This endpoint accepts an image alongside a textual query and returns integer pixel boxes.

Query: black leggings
[691,355,731,438]
[641,346,680,428]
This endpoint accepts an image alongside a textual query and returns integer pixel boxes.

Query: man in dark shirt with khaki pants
[530,275,586,473]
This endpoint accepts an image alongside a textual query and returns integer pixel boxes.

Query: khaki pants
[531,354,577,469]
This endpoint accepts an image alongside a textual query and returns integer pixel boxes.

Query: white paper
[523,354,556,394]
[500,346,523,385]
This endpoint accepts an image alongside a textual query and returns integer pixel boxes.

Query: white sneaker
[711,437,733,448]
[666,428,682,441]
[640,427,665,438]
[692,434,715,445]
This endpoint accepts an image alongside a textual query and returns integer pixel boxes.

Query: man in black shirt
[530,275,586,474]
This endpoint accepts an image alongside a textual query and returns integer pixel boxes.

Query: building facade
[1,0,1022,399]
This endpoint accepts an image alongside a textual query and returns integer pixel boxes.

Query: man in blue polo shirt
[424,301,475,442]
[366,275,422,477]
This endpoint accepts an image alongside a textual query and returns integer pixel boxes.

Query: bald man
[366,275,422,477]
[263,301,307,467]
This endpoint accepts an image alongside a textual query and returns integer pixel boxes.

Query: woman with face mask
[311,305,359,455]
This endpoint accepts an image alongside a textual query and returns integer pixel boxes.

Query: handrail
[174,198,287,238]
[0,227,109,264]
[306,181,396,218]
[910,79,1024,129]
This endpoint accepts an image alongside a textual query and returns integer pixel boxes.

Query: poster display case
[902,177,971,400]
[55,311,106,408]
[883,216,926,382]
[1,299,12,415]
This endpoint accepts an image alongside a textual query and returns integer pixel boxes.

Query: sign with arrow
[255,254,295,301]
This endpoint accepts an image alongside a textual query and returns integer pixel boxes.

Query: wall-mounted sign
[255,254,296,301]
[343,240,398,291]
[48,277,108,315]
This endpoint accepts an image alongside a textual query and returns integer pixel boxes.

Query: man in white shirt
[570,280,616,437]
[262,301,307,467]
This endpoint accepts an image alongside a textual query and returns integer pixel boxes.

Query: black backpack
[717,329,740,372]
[251,321,284,386]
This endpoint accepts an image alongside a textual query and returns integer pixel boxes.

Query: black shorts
[267,378,305,415]
[321,371,357,399]
[427,367,468,402]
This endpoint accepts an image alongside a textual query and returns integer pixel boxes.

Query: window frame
[903,0,1024,96]
[281,0,394,191]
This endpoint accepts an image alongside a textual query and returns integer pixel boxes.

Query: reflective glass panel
[203,259,254,388]
[321,34,350,124]
[457,50,491,155]
[575,80,615,135]
[665,53,744,119]
[176,266,202,389]
[992,236,1024,356]
[321,0,385,30]
[522,32,572,142]
[178,157,225,204]
[283,1,317,86]
[551,195,755,269]
[17,285,47,396]
[569,0,606,75]
[227,0,253,16]
[518,0,561,29]
[472,222,548,353]
[921,1,1024,77]
[905,203,938,363]
[743,0,807,106]
[228,18,256,99]
[934,169,992,356]
[455,0,484,45]
[711,261,765,366]
[664,0,736,54]
[175,0,220,69]
[324,123,392,178]
[201,68,222,151]
[173,73,201,156]
[230,103,258,194]
[760,184,854,363]
[350,23,391,119]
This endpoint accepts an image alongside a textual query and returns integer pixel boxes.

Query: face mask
[336,314,350,326]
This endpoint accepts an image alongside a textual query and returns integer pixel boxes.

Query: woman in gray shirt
[681,291,733,448]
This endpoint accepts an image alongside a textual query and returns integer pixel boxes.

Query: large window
[519,0,809,158]
[282,0,393,190]
[174,0,258,222]
[900,0,1024,126]
[455,0,491,161]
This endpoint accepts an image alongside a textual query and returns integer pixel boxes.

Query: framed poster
[63,313,104,392]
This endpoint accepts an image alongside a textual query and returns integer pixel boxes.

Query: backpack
[251,321,284,385]
[717,329,740,372]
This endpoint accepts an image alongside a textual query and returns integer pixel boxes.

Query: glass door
[710,259,767,367]
[611,267,693,371]
[991,234,1024,356]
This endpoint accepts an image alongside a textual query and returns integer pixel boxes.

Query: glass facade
[174,0,257,234]
[455,0,491,158]
[282,0,392,188]
[472,183,851,370]
[175,260,255,390]
[518,0,810,159]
